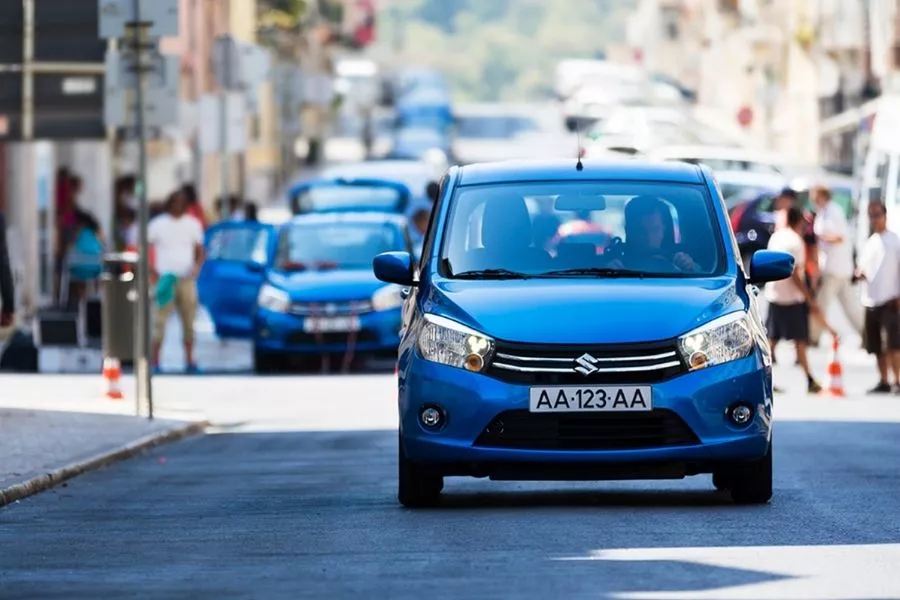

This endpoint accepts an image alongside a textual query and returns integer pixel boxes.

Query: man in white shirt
[856,201,900,393]
[148,189,205,374]
[810,185,864,345]
[765,206,825,394]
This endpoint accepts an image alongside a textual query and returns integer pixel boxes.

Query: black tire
[712,472,732,491]
[253,347,281,375]
[728,441,773,505]
[398,439,443,508]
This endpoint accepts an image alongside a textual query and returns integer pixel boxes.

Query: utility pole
[100,0,180,419]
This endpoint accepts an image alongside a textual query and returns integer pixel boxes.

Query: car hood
[268,269,385,301]
[429,277,743,344]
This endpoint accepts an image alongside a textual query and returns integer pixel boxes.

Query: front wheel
[253,347,283,375]
[398,438,443,508]
[727,441,773,505]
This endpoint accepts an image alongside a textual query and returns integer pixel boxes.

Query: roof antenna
[575,121,584,171]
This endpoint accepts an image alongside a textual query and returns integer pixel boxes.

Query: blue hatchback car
[198,212,411,373]
[372,159,795,507]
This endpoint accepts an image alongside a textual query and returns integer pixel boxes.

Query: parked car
[321,159,440,201]
[286,178,412,216]
[373,158,793,507]
[197,212,412,371]
[646,144,792,175]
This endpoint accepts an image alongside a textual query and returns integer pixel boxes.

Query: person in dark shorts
[856,201,900,393]
[765,206,828,393]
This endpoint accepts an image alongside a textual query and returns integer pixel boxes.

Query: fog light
[420,406,444,428]
[728,404,753,426]
[464,353,484,372]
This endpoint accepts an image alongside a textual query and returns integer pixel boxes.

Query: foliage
[376,0,636,101]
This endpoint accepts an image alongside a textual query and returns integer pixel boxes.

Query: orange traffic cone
[822,338,845,398]
[103,357,124,400]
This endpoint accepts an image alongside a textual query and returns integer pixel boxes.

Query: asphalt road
[2,364,900,599]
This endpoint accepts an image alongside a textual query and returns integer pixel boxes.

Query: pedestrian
[0,211,15,327]
[182,183,207,229]
[244,201,258,222]
[809,184,864,344]
[65,209,105,309]
[148,188,205,374]
[855,201,900,393]
[765,206,830,394]
[425,181,440,203]
[410,206,430,257]
[228,195,244,221]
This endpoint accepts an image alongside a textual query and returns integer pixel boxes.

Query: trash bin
[100,252,138,362]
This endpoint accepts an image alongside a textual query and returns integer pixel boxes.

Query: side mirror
[748,250,794,285]
[373,251,415,286]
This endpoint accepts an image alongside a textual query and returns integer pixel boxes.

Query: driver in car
[607,195,698,272]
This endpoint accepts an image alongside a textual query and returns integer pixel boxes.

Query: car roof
[285,211,408,227]
[457,158,704,186]
[322,160,432,175]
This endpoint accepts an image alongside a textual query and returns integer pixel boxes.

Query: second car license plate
[529,386,652,413]
[303,316,361,333]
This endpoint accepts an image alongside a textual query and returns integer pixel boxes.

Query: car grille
[487,339,687,385]
[287,330,379,345]
[290,300,372,316]
[474,409,699,451]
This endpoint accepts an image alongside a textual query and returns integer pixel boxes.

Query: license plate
[302,316,361,333]
[529,386,652,413]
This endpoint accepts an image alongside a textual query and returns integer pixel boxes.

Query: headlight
[417,314,494,372]
[257,283,290,313]
[678,312,753,371]
[371,285,403,311]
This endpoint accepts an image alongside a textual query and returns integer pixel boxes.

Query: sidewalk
[0,378,207,506]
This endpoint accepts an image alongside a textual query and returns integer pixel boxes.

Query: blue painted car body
[198,213,410,368]
[373,158,794,506]
[286,178,413,215]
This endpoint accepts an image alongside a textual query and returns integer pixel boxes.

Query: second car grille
[287,330,379,345]
[474,409,699,451]
[290,300,373,316]
[487,339,687,385]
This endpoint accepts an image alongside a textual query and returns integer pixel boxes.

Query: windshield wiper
[453,268,533,280]
[539,267,647,278]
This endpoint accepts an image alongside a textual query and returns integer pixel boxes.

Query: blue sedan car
[287,178,412,216]
[372,159,794,507]
[198,212,411,373]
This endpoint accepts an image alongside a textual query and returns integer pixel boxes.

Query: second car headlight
[418,314,493,372]
[371,285,403,311]
[678,312,754,371]
[257,283,290,313]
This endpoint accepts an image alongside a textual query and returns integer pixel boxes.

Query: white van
[855,95,900,256]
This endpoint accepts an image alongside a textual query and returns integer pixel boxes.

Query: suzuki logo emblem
[574,353,600,375]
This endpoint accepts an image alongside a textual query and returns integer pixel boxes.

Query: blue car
[198,213,411,372]
[372,158,794,507]
[287,178,412,216]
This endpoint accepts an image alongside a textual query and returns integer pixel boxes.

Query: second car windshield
[440,181,725,279]
[278,222,405,270]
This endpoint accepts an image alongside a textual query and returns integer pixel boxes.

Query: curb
[0,420,210,507]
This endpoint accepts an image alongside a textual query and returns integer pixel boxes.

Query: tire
[712,472,732,491]
[397,438,443,508]
[253,347,281,375]
[728,441,773,505]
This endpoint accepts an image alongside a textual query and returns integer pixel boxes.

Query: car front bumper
[253,307,402,355]
[399,350,773,479]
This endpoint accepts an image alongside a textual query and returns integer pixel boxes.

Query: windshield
[277,222,406,270]
[293,185,404,213]
[440,181,725,279]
